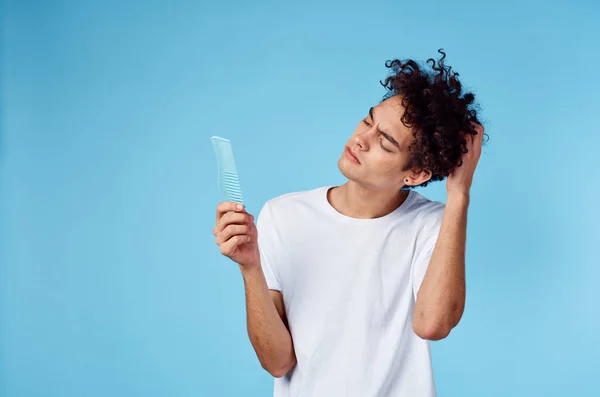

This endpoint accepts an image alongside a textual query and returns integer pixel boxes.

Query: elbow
[412,308,457,341]
[261,356,296,378]
[413,298,464,341]
[413,320,452,341]
[268,366,290,379]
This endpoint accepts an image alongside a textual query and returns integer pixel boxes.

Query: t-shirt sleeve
[411,205,444,300]
[256,201,283,292]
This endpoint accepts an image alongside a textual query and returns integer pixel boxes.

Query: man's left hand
[446,122,484,196]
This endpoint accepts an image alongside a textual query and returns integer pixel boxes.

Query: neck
[328,181,409,219]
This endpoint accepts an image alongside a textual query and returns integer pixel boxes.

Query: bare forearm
[414,192,468,340]
[241,264,296,377]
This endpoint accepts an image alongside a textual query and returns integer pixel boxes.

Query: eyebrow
[369,107,400,148]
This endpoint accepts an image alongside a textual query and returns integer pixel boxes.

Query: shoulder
[407,190,445,232]
[257,185,329,225]
[261,186,328,214]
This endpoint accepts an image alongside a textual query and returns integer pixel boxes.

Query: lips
[345,147,361,164]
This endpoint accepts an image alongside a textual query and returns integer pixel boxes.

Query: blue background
[1,0,599,396]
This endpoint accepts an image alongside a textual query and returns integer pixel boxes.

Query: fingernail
[236,204,243,210]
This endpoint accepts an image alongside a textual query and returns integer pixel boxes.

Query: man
[213,49,485,397]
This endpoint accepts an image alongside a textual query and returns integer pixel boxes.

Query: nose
[354,128,375,151]
[354,134,365,150]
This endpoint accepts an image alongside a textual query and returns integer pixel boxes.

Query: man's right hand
[213,202,260,268]
[214,202,296,377]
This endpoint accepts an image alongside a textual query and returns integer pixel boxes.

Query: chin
[337,157,360,183]
[337,156,350,176]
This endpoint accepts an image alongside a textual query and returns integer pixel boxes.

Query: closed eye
[363,119,393,152]
[378,135,392,152]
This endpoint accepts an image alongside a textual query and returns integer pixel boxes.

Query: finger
[470,121,483,131]
[464,133,474,149]
[219,234,251,257]
[215,223,251,245]
[216,211,254,235]
[216,201,246,223]
[477,127,485,141]
[471,123,484,139]
[473,128,484,149]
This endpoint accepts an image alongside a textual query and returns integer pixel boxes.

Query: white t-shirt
[256,186,445,397]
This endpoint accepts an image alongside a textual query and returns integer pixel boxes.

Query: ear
[403,169,433,187]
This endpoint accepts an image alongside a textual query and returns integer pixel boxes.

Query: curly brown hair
[380,48,488,189]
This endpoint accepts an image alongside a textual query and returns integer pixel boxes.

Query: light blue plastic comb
[211,136,244,204]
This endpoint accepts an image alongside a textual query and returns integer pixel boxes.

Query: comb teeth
[223,171,244,203]
[211,136,245,204]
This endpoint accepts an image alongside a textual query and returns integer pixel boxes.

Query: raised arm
[413,123,484,340]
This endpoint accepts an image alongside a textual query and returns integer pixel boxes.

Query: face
[337,96,430,190]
